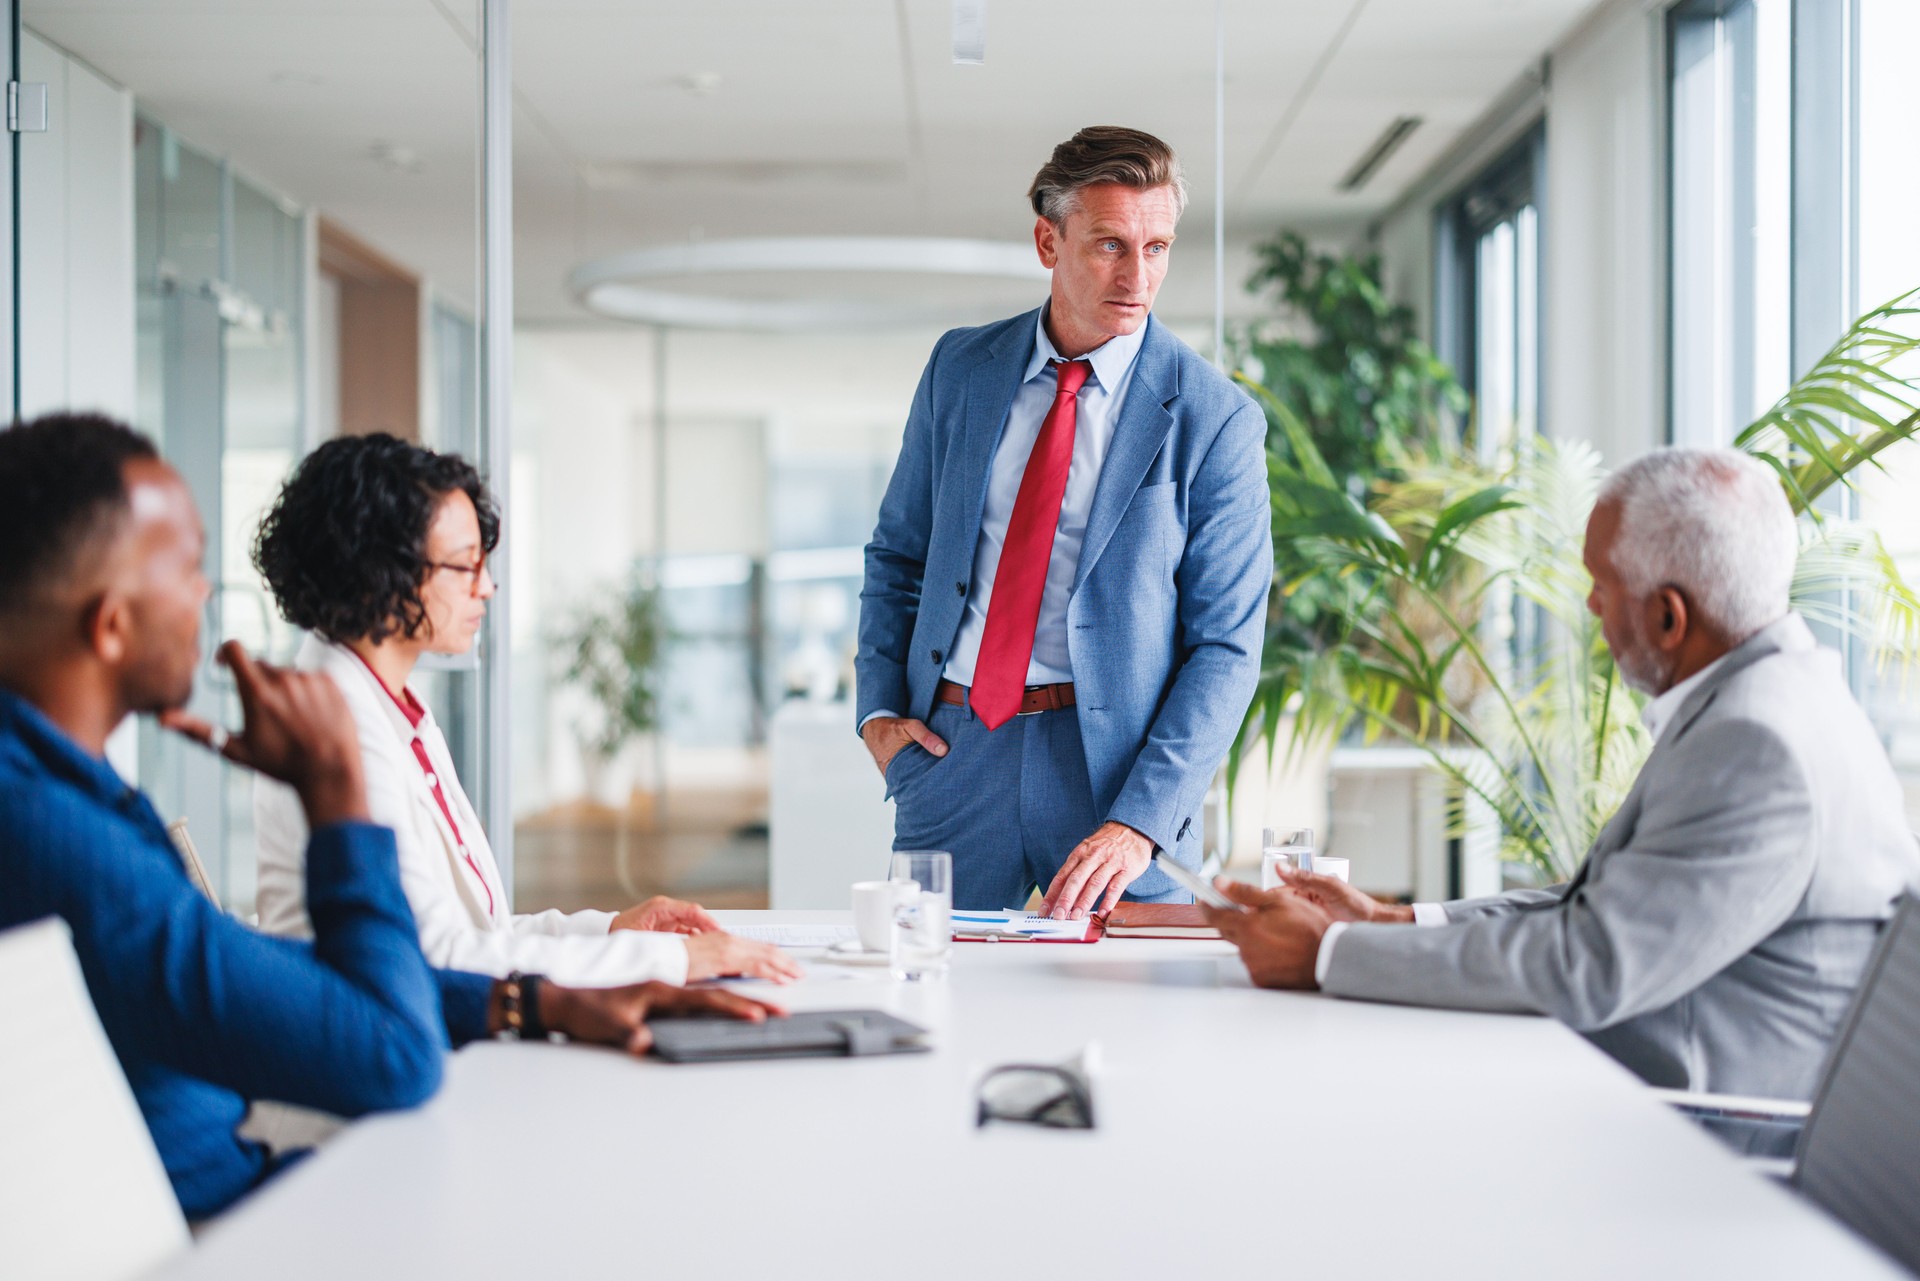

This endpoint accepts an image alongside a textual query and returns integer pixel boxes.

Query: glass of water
[888,850,952,981]
[1261,827,1315,889]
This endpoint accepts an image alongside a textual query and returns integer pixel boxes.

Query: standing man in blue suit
[857,127,1272,914]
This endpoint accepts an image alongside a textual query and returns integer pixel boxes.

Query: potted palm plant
[551,569,666,811]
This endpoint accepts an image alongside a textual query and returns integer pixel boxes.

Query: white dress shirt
[863,307,1147,732]
[1312,652,1736,986]
[255,637,690,985]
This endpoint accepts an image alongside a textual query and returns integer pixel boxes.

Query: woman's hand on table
[684,931,805,984]
[610,895,721,935]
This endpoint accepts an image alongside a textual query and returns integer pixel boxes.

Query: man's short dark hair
[0,413,160,619]
[1028,126,1188,225]
[253,432,500,645]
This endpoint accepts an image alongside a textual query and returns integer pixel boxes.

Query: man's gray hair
[1597,446,1796,641]
[1028,126,1188,225]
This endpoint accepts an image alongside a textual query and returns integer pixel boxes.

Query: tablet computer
[649,1009,932,1063]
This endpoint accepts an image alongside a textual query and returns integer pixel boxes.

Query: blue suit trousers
[884,697,1189,911]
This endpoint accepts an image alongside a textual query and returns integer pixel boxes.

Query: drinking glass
[1261,827,1315,889]
[888,850,953,981]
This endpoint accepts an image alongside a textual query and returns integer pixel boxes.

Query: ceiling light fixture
[1337,116,1422,193]
[953,0,985,64]
[568,236,1049,331]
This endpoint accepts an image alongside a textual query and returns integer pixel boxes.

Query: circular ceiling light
[567,236,1051,331]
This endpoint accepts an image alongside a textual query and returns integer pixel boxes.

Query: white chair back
[0,917,189,1280]
[166,818,219,907]
[1793,893,1920,1273]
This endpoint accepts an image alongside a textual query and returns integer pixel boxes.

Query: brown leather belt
[936,678,1075,716]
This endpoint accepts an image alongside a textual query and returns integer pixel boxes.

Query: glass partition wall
[16,1,486,914]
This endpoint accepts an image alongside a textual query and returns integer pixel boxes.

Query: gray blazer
[1321,614,1920,1098]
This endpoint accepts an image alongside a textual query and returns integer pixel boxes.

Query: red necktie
[971,359,1091,730]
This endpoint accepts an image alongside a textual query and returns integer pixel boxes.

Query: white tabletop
[158,911,1901,1280]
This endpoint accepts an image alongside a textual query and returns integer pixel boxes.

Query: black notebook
[648,1008,932,1063]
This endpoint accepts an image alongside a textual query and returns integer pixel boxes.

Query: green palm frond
[1737,287,1920,513]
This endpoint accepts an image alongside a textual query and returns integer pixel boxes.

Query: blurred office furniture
[167,818,219,906]
[1663,894,1920,1273]
[0,917,189,1280]
[145,911,1907,1281]
[1327,746,1501,900]
[769,700,897,907]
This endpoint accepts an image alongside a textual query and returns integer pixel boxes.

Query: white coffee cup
[853,880,912,953]
[1314,856,1351,884]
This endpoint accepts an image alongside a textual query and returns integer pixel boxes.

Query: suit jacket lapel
[956,314,1037,546]
[1569,614,1813,890]
[1073,317,1178,593]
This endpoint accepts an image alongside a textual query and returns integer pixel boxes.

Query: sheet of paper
[949,910,1096,941]
[727,923,860,948]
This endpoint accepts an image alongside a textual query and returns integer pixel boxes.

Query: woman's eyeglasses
[427,557,491,596]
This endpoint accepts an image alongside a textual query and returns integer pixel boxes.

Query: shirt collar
[1640,653,1732,745]
[341,643,426,730]
[0,687,140,807]
[1022,303,1149,393]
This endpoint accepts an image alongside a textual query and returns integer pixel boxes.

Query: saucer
[821,939,891,966]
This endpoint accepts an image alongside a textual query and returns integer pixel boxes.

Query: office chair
[0,917,189,1280]
[1788,893,1920,1273]
[1656,893,1920,1274]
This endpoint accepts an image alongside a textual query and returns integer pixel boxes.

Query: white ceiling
[25,0,1604,327]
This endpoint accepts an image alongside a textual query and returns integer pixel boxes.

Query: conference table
[153,911,1903,1280]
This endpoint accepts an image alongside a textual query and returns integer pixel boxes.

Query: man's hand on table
[684,931,805,984]
[516,981,788,1056]
[610,895,721,935]
[1041,821,1154,918]
[1199,879,1333,990]
[860,716,948,777]
[1274,867,1415,924]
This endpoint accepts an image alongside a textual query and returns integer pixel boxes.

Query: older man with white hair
[1208,446,1920,1100]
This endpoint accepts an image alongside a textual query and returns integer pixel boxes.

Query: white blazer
[254,636,689,985]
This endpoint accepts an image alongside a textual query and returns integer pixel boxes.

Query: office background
[3,0,1915,919]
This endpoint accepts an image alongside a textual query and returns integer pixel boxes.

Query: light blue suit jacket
[857,309,1272,864]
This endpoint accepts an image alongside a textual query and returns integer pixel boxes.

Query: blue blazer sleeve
[856,333,948,730]
[1104,399,1273,849]
[44,810,467,1117]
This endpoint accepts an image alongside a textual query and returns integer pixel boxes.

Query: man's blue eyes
[1099,242,1168,253]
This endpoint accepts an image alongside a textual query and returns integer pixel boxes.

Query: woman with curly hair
[251,432,800,986]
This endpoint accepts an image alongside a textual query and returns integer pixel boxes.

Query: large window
[1667,0,1792,447]
[1438,131,1542,465]
[1852,0,1920,823]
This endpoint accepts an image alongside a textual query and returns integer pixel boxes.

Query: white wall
[1540,0,1666,465]
[18,31,135,423]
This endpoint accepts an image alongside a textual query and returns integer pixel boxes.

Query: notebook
[950,910,1101,942]
[1097,903,1221,939]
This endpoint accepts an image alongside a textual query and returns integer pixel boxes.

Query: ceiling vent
[1338,116,1422,193]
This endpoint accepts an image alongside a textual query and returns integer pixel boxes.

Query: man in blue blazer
[857,127,1272,913]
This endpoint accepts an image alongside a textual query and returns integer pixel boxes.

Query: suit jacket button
[931,649,943,664]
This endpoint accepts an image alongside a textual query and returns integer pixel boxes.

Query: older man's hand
[1199,879,1334,990]
[1275,866,1415,924]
